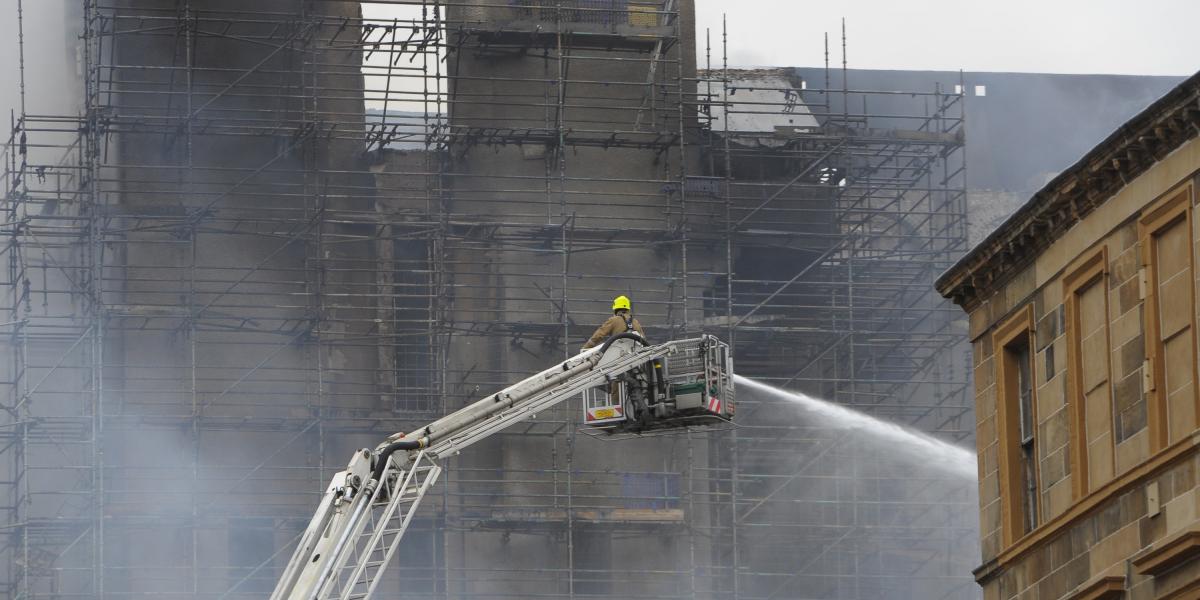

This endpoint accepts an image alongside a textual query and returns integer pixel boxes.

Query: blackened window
[392,240,437,413]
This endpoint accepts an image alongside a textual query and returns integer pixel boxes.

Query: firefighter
[582,295,646,350]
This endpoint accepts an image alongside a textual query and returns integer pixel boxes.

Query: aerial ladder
[270,333,735,600]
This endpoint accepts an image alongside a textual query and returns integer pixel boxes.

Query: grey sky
[695,0,1200,76]
[3,0,1196,123]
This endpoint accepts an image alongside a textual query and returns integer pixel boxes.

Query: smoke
[0,0,81,128]
[0,3,992,598]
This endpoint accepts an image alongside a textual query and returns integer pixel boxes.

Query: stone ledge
[935,71,1200,312]
[1064,568,1125,600]
[1157,577,1200,600]
[1132,528,1200,577]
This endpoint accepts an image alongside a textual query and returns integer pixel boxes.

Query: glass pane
[1015,343,1034,442]
[1022,449,1038,533]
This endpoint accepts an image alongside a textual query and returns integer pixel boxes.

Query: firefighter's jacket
[582,313,645,349]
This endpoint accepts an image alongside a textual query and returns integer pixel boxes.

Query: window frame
[1139,183,1199,451]
[1062,245,1111,498]
[993,305,1039,547]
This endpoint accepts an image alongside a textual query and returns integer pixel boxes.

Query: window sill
[1064,567,1125,600]
[1131,527,1200,577]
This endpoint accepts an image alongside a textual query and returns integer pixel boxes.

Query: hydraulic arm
[271,334,734,600]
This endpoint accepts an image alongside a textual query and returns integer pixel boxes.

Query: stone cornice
[936,71,1200,311]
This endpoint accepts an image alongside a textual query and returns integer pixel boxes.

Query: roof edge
[936,70,1200,311]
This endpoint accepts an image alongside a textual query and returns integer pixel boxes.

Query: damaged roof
[936,70,1200,311]
[699,68,820,140]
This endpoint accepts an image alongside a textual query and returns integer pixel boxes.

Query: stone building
[938,71,1200,599]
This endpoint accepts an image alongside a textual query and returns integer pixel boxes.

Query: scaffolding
[0,1,975,599]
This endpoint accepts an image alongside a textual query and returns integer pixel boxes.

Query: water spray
[734,375,977,479]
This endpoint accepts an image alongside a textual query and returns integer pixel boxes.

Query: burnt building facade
[0,1,977,598]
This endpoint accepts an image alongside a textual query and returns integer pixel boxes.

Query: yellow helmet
[612,295,631,313]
